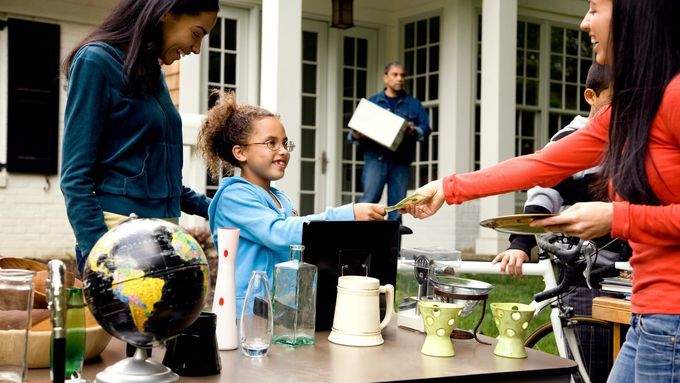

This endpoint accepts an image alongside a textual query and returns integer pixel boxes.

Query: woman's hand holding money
[401,179,445,219]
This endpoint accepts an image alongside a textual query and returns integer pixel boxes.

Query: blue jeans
[608,314,680,383]
[359,154,410,221]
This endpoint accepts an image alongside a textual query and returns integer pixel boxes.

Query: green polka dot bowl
[418,301,464,357]
[490,302,535,358]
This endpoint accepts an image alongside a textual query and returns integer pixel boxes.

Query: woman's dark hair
[63,0,219,94]
[198,91,277,179]
[596,0,680,204]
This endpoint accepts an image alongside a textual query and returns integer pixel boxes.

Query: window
[300,30,319,215]
[403,16,440,189]
[5,19,60,174]
[340,36,369,204]
[473,18,592,171]
[205,16,239,198]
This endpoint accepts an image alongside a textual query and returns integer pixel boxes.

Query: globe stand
[95,347,179,383]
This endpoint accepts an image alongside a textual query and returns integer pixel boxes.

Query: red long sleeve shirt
[444,75,680,314]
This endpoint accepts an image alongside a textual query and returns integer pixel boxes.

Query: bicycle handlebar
[536,233,582,263]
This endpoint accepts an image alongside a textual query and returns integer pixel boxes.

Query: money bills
[385,193,431,212]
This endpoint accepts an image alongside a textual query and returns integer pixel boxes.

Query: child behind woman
[198,92,386,313]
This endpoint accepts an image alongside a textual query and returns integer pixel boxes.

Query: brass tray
[479,213,558,235]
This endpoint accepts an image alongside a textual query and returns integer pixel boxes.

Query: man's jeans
[608,314,680,383]
[359,155,410,221]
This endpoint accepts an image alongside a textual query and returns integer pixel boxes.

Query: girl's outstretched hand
[401,179,445,219]
[530,202,613,240]
[353,203,387,221]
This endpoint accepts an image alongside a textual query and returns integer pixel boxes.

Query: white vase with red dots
[212,227,239,350]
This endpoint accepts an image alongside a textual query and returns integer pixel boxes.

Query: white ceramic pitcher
[328,276,394,347]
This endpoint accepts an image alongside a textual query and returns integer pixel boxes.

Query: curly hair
[198,91,277,180]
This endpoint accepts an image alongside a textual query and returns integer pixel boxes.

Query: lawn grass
[455,273,557,355]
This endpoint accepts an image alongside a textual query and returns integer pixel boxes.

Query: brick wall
[0,21,95,260]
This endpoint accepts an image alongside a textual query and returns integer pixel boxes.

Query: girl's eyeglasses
[242,140,296,152]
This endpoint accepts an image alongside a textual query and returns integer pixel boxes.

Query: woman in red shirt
[405,0,680,381]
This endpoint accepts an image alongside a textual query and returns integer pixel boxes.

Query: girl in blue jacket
[198,92,386,313]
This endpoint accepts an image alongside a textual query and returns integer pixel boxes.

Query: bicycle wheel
[524,316,614,383]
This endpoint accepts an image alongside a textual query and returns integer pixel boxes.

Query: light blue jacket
[208,176,354,314]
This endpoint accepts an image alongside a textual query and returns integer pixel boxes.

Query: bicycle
[448,233,619,383]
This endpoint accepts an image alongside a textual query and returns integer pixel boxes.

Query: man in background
[349,61,430,220]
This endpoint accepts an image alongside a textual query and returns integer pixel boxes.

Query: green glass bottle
[64,287,86,380]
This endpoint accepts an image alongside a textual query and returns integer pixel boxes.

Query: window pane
[551,27,563,53]
[300,194,314,216]
[419,164,429,187]
[565,84,577,110]
[407,78,414,95]
[302,63,316,94]
[565,29,579,56]
[355,164,363,193]
[580,31,592,57]
[356,70,367,98]
[516,78,524,105]
[342,100,354,128]
[549,113,559,139]
[342,164,353,192]
[357,39,368,68]
[432,106,439,132]
[516,51,524,76]
[429,17,440,43]
[419,137,429,161]
[301,96,316,126]
[580,59,592,85]
[416,48,427,75]
[432,163,438,179]
[343,136,353,161]
[302,31,318,62]
[416,76,426,101]
[520,138,534,155]
[432,134,438,159]
[343,37,355,66]
[301,128,315,158]
[404,22,415,49]
[429,45,439,72]
[209,51,221,83]
[224,19,237,51]
[521,111,534,137]
[527,23,540,50]
[525,80,538,106]
[343,68,354,98]
[224,53,236,85]
[526,52,539,78]
[356,145,364,162]
[550,83,562,108]
[517,22,525,48]
[416,20,427,46]
[209,19,221,49]
[565,57,578,83]
[551,55,563,81]
[428,74,438,101]
[404,51,414,75]
[301,161,315,190]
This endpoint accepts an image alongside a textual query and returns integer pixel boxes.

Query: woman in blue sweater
[60,0,219,272]
[198,92,386,314]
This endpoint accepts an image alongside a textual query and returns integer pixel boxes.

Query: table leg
[613,323,621,364]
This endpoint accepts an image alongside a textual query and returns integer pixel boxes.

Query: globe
[83,217,210,348]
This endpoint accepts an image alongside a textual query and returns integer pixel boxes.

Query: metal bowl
[429,276,494,317]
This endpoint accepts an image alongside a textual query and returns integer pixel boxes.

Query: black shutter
[7,18,60,174]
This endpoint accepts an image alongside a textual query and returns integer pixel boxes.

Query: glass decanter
[239,271,273,357]
[272,244,317,346]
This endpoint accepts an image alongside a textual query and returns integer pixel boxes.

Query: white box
[348,98,407,151]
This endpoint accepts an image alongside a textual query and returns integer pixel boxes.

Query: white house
[0,0,592,260]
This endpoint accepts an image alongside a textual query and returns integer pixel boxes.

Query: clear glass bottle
[239,271,273,357]
[272,244,317,346]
